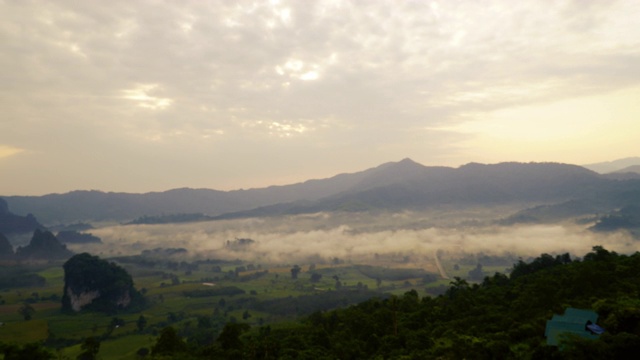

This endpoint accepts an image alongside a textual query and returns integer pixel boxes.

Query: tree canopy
[143,246,640,359]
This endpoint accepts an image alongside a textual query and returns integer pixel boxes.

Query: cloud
[121,84,173,110]
[1,0,640,194]
[83,212,640,266]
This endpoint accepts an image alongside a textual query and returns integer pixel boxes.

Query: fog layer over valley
[4,159,640,268]
[82,210,638,267]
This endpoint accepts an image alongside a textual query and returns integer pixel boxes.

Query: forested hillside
[147,247,640,359]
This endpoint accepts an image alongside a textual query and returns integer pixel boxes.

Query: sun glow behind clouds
[121,84,173,110]
[276,59,321,81]
[267,121,308,137]
[0,145,23,159]
[449,86,640,163]
[2,0,640,195]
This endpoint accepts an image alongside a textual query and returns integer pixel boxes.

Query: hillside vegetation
[2,246,637,359]
[139,246,640,359]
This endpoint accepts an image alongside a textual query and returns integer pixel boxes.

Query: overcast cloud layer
[2,0,640,195]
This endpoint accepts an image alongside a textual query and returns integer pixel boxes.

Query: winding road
[434,251,450,280]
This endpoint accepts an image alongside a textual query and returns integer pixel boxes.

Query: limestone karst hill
[61,253,144,313]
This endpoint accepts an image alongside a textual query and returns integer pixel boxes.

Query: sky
[1,0,640,196]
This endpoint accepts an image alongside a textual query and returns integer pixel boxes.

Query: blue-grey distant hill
[583,157,640,174]
[583,158,640,181]
[15,229,74,260]
[613,165,640,174]
[0,198,45,234]
[213,160,632,220]
[3,161,388,224]
[5,159,639,225]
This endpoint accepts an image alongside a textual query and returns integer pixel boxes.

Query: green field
[0,253,495,359]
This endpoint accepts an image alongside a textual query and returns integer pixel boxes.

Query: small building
[545,307,604,346]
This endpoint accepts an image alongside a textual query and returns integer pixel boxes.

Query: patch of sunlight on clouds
[275,7,291,25]
[223,18,242,28]
[241,120,311,138]
[266,0,291,28]
[284,59,303,72]
[201,129,225,139]
[0,145,24,159]
[300,71,319,81]
[430,1,441,18]
[115,19,137,38]
[275,56,331,82]
[121,84,173,110]
[450,30,466,47]
[267,121,308,137]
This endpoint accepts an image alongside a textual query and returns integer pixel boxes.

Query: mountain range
[2,158,640,225]
[583,157,640,174]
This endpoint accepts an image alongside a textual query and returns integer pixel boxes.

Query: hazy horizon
[2,156,639,197]
[2,1,640,195]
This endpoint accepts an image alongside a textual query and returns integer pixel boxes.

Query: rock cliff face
[66,288,101,312]
[61,253,142,313]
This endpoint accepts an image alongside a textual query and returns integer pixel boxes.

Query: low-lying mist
[75,210,640,267]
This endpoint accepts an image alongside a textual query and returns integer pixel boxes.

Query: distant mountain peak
[370,158,427,173]
[398,157,419,164]
[0,198,45,234]
[15,229,73,260]
[583,157,640,174]
[376,158,426,170]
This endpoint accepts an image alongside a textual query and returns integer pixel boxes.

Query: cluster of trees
[145,246,640,359]
[355,265,437,282]
[127,213,212,225]
[0,342,53,360]
[0,268,46,289]
[55,230,101,244]
[592,204,640,234]
[183,286,246,298]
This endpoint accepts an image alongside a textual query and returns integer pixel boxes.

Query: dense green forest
[133,246,640,359]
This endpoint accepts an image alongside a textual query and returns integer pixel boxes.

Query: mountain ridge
[583,157,640,174]
[1,159,635,224]
[211,161,609,220]
[614,164,640,174]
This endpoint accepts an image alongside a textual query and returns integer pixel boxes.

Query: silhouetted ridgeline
[0,198,45,234]
[55,230,102,244]
[5,160,638,225]
[15,229,73,260]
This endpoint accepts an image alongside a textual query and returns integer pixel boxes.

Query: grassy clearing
[0,319,48,343]
[97,334,156,359]
[0,255,472,358]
